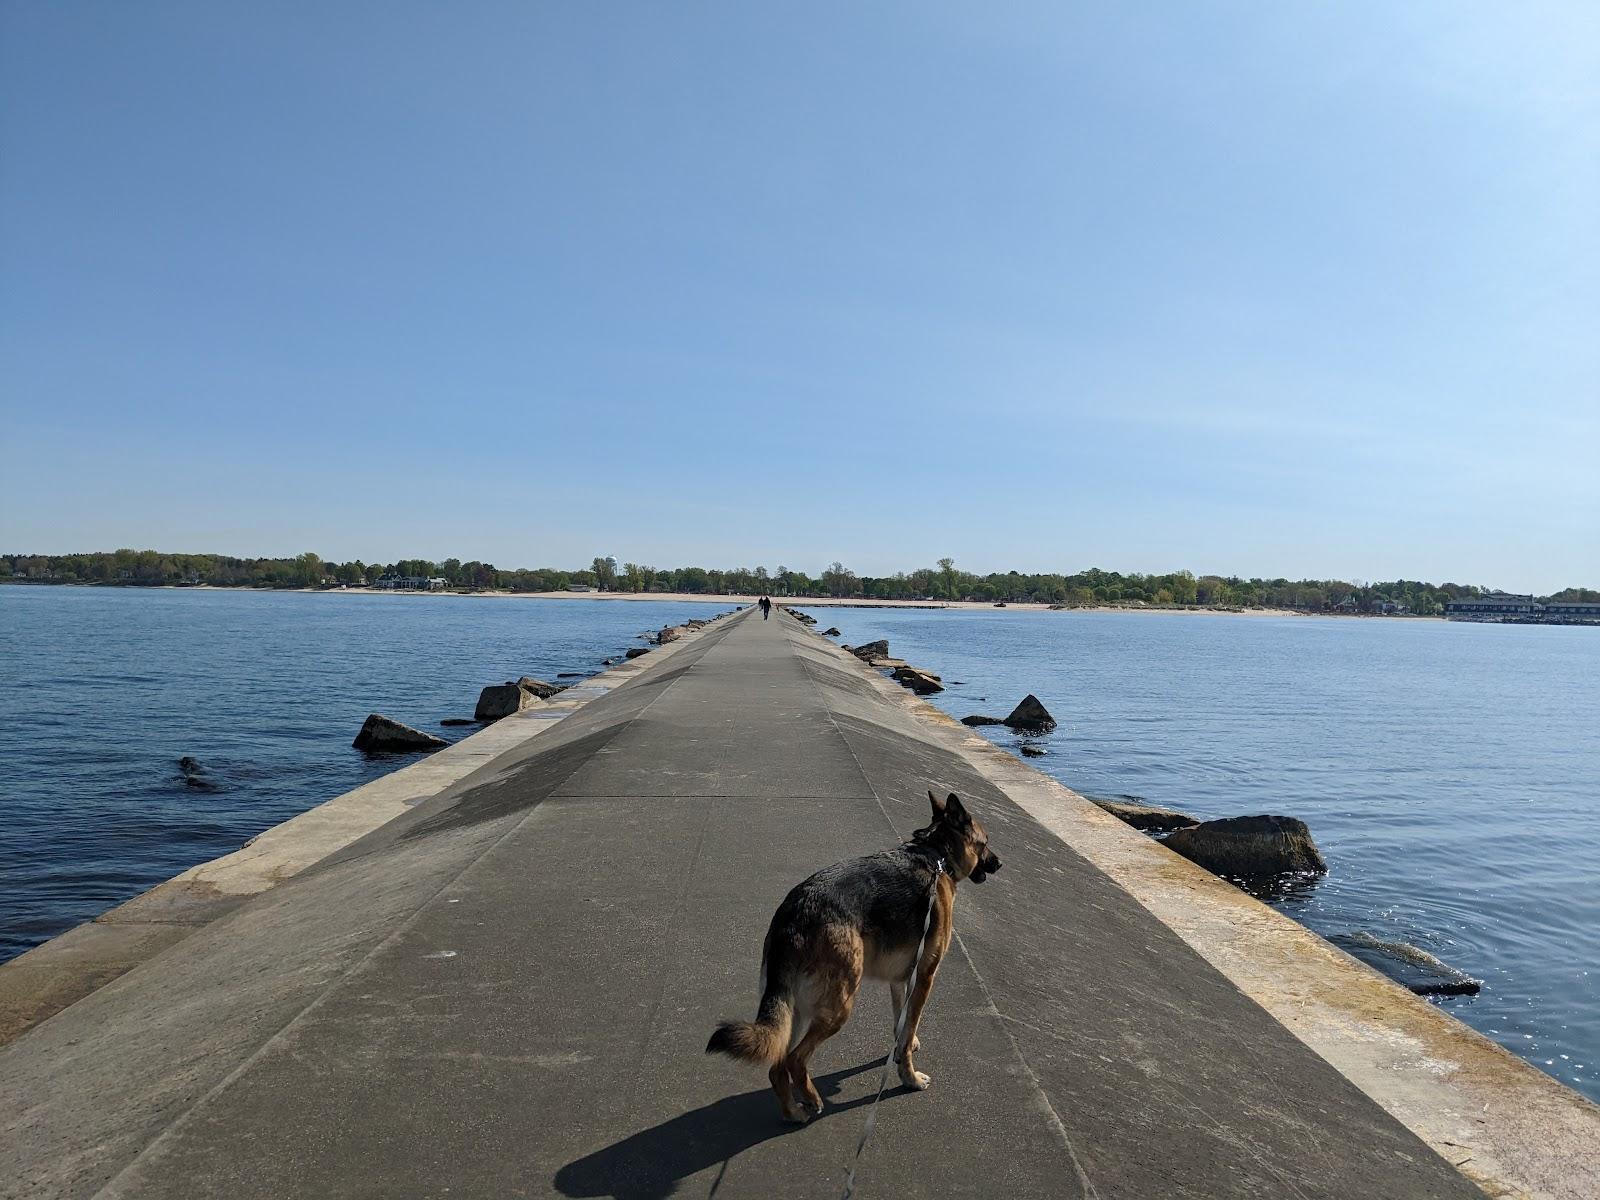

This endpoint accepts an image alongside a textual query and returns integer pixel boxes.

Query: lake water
[0,587,1594,1102]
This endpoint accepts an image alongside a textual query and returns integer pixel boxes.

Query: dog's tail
[706,941,793,1065]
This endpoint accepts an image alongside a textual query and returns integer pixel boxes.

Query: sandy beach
[310,586,1333,618]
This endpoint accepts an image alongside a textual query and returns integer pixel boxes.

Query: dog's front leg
[888,981,920,1055]
[894,948,943,1090]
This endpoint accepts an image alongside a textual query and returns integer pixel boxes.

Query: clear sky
[2,2,1595,591]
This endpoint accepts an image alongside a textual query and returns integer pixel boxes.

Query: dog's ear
[927,790,946,821]
[944,793,972,828]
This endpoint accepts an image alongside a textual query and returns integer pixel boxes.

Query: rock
[961,714,1004,727]
[658,624,687,644]
[624,647,650,659]
[602,658,617,666]
[893,667,944,695]
[516,676,563,699]
[891,665,940,682]
[439,718,476,727]
[557,672,585,678]
[353,713,447,752]
[870,657,909,669]
[1003,694,1056,732]
[1089,797,1198,832]
[1162,815,1326,878]
[1334,932,1482,997]
[823,627,841,637]
[474,683,544,721]
[1019,745,1046,758]
[686,619,708,629]
[177,756,219,790]
[850,640,890,661]
[792,611,817,624]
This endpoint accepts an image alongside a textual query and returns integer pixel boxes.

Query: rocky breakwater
[841,638,946,696]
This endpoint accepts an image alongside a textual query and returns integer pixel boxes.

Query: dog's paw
[780,1107,812,1125]
[898,1068,931,1091]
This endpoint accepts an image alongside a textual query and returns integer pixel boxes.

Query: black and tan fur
[706,791,1002,1123]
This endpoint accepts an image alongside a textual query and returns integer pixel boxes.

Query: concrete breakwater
[2,606,1596,1198]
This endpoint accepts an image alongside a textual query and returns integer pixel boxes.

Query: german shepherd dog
[706,791,1001,1123]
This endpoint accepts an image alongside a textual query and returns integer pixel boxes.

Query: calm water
[813,606,1599,1101]
[0,586,731,961]
[1,588,1595,1101]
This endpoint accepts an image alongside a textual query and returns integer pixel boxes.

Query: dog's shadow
[553,1059,896,1200]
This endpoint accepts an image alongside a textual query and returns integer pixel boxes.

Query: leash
[840,855,944,1200]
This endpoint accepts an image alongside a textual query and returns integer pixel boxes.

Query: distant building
[1445,593,1538,618]
[1543,600,1600,621]
[1445,594,1597,624]
[374,575,448,592]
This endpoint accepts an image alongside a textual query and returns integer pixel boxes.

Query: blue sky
[2,2,1595,590]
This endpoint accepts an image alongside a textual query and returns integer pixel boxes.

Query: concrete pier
[3,606,1597,1198]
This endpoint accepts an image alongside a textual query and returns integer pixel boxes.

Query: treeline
[4,550,1590,616]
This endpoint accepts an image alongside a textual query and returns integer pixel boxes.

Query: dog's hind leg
[785,962,861,1120]
[888,981,920,1054]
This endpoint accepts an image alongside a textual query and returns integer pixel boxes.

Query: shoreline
[0,580,1442,620]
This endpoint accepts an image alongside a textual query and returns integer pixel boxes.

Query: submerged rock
[353,713,447,752]
[516,676,563,699]
[850,640,890,662]
[1163,815,1326,878]
[177,756,219,791]
[1090,797,1198,832]
[474,683,543,721]
[1335,931,1482,997]
[1019,745,1046,758]
[1003,694,1056,732]
[439,718,476,727]
[960,714,1004,727]
[822,627,841,637]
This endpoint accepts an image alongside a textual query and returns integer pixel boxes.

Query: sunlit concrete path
[2,607,1487,1199]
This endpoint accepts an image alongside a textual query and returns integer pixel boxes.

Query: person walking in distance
[760,596,772,620]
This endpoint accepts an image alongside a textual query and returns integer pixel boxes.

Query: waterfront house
[374,575,448,592]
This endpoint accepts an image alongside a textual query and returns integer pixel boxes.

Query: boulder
[893,667,944,695]
[353,713,447,752]
[1089,797,1198,832]
[1334,932,1482,997]
[625,647,650,659]
[516,676,563,700]
[870,657,909,669]
[960,714,1004,727]
[658,625,687,644]
[439,718,476,727]
[474,683,543,721]
[1003,694,1056,732]
[891,665,940,682]
[1019,745,1046,758]
[850,640,890,662]
[823,627,841,637]
[1162,815,1326,878]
